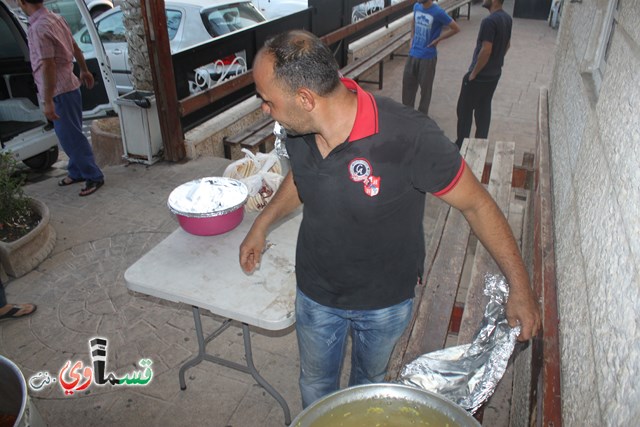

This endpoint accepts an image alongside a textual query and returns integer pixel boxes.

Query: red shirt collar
[341,78,379,142]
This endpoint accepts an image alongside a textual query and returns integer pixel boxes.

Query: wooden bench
[384,138,532,425]
[440,0,473,20]
[341,29,412,90]
[223,30,411,159]
[222,116,274,159]
[386,88,562,426]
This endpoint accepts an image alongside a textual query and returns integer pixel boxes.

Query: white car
[0,0,117,170]
[74,0,267,94]
[251,0,394,22]
[84,0,113,18]
[250,0,307,19]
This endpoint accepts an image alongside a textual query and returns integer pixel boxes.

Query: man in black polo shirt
[239,30,539,408]
[454,0,512,149]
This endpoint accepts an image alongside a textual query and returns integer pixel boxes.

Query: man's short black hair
[262,30,341,96]
[23,0,44,4]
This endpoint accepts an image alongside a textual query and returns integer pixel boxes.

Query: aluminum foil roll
[398,274,521,414]
[273,121,289,159]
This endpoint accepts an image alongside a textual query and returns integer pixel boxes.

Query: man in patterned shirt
[18,0,104,196]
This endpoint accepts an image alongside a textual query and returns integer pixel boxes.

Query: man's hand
[506,286,541,341]
[79,71,95,89]
[239,227,266,273]
[43,99,59,121]
[428,21,460,48]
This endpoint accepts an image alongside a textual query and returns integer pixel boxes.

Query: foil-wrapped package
[398,274,521,414]
[273,121,289,159]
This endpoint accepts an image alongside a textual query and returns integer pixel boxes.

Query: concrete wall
[548,0,640,425]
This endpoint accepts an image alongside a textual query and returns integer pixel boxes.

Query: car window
[45,0,85,34]
[96,10,125,43]
[202,2,264,37]
[0,12,23,59]
[166,10,181,40]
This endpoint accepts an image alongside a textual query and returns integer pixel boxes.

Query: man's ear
[297,88,316,112]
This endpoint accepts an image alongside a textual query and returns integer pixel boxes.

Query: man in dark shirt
[454,0,512,149]
[240,30,539,408]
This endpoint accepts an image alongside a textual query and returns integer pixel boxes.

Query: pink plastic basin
[168,177,248,236]
[175,205,244,236]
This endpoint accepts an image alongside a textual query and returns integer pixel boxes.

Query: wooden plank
[532,88,562,427]
[457,141,515,345]
[241,132,275,150]
[224,117,273,145]
[404,138,489,358]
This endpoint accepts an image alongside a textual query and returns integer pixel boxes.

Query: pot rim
[167,177,248,218]
[291,383,480,426]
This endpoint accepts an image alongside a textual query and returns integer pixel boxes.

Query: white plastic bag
[223,149,284,212]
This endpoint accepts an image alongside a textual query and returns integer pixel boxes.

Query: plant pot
[0,198,56,278]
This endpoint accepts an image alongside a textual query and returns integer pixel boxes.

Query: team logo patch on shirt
[348,158,381,197]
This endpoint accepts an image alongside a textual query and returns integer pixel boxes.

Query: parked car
[0,0,117,170]
[84,0,113,18]
[73,0,267,94]
[250,0,306,19]
[250,0,397,22]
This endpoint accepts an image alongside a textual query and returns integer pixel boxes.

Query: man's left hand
[80,71,95,89]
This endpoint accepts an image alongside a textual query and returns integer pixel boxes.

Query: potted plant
[0,152,56,278]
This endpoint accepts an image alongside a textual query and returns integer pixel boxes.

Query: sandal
[79,180,104,197]
[0,303,37,321]
[58,176,85,186]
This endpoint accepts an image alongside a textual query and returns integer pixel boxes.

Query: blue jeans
[53,89,103,182]
[295,289,413,408]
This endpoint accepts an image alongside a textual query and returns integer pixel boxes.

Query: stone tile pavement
[0,2,557,426]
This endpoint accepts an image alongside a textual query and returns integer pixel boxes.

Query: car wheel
[90,5,112,19]
[22,146,59,172]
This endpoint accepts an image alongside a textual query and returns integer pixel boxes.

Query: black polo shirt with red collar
[286,78,464,310]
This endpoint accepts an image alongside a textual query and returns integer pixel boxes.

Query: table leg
[179,306,292,425]
[241,323,292,425]
[179,306,232,390]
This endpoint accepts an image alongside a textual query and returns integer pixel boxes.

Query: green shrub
[0,152,31,231]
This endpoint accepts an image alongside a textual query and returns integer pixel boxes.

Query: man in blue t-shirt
[454,0,512,149]
[402,0,460,116]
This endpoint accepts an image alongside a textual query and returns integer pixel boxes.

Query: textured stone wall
[121,0,154,91]
[548,0,640,425]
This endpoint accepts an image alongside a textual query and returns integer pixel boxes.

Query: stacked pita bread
[223,150,284,212]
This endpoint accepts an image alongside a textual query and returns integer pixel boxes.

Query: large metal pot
[292,383,480,427]
[167,177,248,236]
[0,355,46,427]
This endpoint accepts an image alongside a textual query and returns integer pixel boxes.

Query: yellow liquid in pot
[305,398,461,427]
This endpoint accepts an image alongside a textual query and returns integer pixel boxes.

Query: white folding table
[124,210,301,425]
